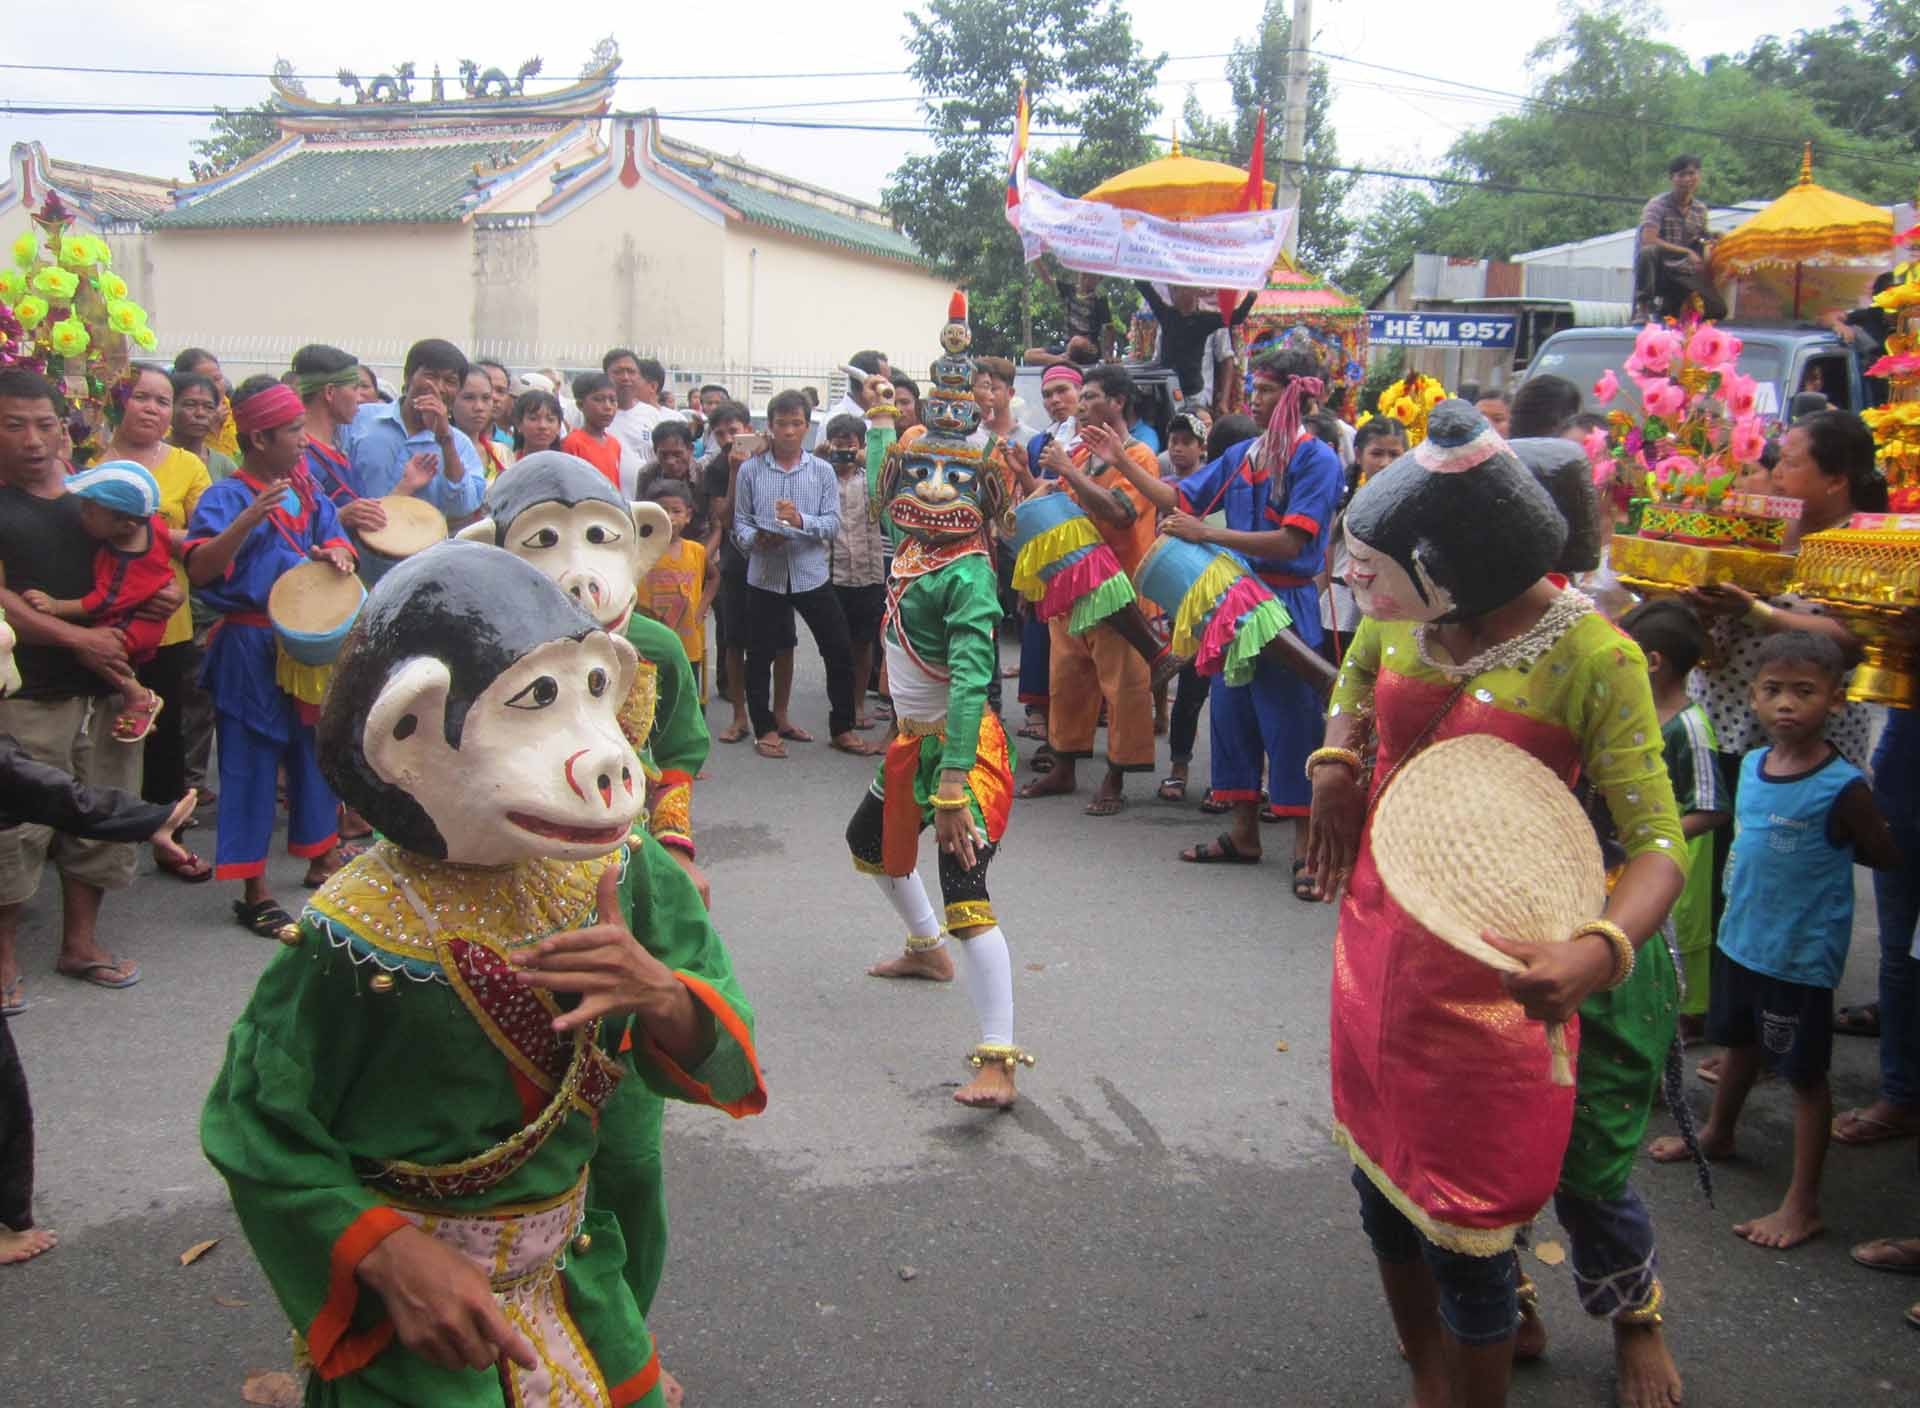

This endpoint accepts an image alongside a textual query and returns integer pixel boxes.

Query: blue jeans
[1872,709,1920,1108]
[1352,1169,1518,1345]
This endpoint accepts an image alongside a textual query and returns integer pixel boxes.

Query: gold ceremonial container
[1611,535,1798,599]
[1790,527,1920,708]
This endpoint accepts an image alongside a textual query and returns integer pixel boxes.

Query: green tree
[1737,2,1920,148]
[189,100,281,183]
[883,0,1163,355]
[1338,182,1433,304]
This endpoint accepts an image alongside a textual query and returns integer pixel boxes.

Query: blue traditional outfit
[303,435,362,512]
[185,470,353,880]
[1174,429,1341,814]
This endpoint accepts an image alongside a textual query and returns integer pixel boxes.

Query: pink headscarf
[233,383,304,437]
[1254,365,1325,473]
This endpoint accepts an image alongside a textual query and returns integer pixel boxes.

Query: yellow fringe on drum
[275,648,334,709]
[1169,555,1246,657]
[1011,518,1102,600]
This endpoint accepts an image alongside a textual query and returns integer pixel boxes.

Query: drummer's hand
[1162,512,1210,544]
[399,451,439,495]
[1039,437,1073,478]
[314,545,356,574]
[1682,582,1754,619]
[239,481,285,528]
[338,498,388,534]
[133,581,184,621]
[1305,765,1364,903]
[1482,931,1617,1023]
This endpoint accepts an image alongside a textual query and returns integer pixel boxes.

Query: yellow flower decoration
[131,325,158,351]
[30,266,78,301]
[13,294,48,330]
[106,299,148,335]
[10,233,37,270]
[57,236,97,269]
[0,268,24,302]
[47,317,89,358]
[95,270,128,301]
[1389,395,1419,422]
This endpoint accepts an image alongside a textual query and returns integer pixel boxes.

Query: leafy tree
[1338,182,1434,304]
[189,100,281,183]
[1736,2,1920,148]
[883,0,1164,355]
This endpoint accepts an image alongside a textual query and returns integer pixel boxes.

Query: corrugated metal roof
[660,157,927,267]
[151,142,541,229]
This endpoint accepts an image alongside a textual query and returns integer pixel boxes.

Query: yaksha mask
[1342,399,1567,624]
[880,291,1010,548]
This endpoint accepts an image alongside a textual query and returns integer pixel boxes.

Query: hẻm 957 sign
[1367,312,1518,349]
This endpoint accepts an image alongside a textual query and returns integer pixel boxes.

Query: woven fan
[1370,733,1607,1086]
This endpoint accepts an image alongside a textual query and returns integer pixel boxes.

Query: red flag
[1218,109,1268,321]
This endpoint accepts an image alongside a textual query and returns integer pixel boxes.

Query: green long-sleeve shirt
[884,552,1001,772]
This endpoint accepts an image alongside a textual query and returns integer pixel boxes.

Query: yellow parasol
[1711,145,1892,317]
[1082,138,1276,221]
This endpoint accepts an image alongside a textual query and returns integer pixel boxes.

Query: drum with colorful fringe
[1009,491,1136,634]
[1133,537,1293,687]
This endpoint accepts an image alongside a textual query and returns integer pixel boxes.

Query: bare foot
[1614,1320,1682,1407]
[867,947,954,981]
[1648,1126,1732,1164]
[955,1063,1017,1109]
[1019,768,1076,799]
[1734,1203,1824,1250]
[0,1226,57,1264]
[660,1368,685,1408]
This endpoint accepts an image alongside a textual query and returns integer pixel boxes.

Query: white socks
[874,872,942,949]
[952,925,1014,1046]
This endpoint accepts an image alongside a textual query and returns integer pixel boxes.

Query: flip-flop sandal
[304,843,368,887]
[754,739,788,760]
[156,849,213,883]
[1180,833,1260,864]
[1290,858,1322,902]
[1197,790,1230,814]
[1157,776,1188,802]
[1851,1238,1920,1274]
[1083,795,1126,817]
[777,726,815,743]
[1017,721,1049,741]
[1832,1109,1920,1145]
[1835,1003,1881,1037]
[234,899,299,941]
[717,723,751,744]
[830,739,878,756]
[1,977,24,1017]
[54,958,140,990]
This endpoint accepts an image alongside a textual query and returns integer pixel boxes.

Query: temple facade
[7,47,950,399]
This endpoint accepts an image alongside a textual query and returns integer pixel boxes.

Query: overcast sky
[1,0,1842,210]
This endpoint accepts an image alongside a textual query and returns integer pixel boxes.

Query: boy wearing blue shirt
[1651,632,1901,1250]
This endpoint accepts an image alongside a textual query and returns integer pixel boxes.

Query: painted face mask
[1342,400,1566,623]
[880,291,1010,550]
[459,452,672,629]
[318,540,645,866]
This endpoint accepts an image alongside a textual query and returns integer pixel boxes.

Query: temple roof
[150,140,544,229]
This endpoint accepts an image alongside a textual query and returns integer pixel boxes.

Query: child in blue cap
[21,461,179,743]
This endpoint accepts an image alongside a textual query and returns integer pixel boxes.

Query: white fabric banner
[1008,176,1293,288]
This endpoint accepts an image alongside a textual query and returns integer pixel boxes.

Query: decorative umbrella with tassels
[1711,144,1893,318]
[1081,138,1276,221]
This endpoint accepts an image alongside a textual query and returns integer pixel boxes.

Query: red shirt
[84,517,175,661]
[561,428,624,490]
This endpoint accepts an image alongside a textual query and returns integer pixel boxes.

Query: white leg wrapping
[952,925,1014,1046]
[873,872,943,949]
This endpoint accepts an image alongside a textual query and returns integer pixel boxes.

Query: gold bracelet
[1305,746,1364,783]
[1574,919,1636,990]
[1745,598,1775,628]
[929,794,972,811]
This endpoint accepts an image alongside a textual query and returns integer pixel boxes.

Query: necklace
[1414,586,1595,679]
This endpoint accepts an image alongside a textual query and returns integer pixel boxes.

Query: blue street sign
[1367,312,1518,349]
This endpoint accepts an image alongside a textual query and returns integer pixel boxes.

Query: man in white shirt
[604,349,684,466]
[823,350,890,424]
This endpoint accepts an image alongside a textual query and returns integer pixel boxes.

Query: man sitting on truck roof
[1634,154,1728,322]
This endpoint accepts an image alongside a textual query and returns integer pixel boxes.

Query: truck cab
[1522,324,1866,419]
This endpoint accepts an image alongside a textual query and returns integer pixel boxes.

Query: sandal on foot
[753,738,788,760]
[717,722,751,744]
[1180,834,1260,864]
[1833,1108,1920,1146]
[1290,858,1322,902]
[1835,1003,1881,1037]
[1156,775,1188,802]
[1083,794,1126,817]
[234,899,299,941]
[111,692,163,744]
[1,977,24,1017]
[777,725,815,743]
[156,848,213,883]
[1851,1237,1920,1274]
[54,957,140,990]
[1017,720,1049,741]
[1197,790,1230,814]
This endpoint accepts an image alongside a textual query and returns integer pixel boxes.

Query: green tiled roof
[153,142,542,229]
[666,161,927,267]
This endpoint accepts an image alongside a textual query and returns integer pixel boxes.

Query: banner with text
[1366,311,1518,349]
[1009,177,1293,289]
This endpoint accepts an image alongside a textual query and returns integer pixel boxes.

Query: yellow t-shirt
[148,444,212,647]
[639,537,705,664]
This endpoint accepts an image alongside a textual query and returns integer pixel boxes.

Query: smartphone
[735,432,767,457]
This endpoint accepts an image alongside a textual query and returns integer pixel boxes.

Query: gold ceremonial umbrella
[1711,145,1893,317]
[1081,139,1276,220]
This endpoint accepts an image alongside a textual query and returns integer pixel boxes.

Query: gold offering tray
[1611,535,1797,599]
[1790,527,1920,708]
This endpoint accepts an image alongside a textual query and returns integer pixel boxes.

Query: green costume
[202,835,763,1405]
[620,611,709,857]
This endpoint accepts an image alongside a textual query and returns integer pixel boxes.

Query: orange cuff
[637,972,768,1118]
[307,1205,408,1380]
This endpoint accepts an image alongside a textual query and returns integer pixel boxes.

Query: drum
[1134,535,1291,687]
[1008,491,1135,634]
[357,495,448,560]
[268,560,366,667]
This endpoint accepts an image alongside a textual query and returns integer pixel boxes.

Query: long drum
[268,559,365,667]
[1008,490,1134,633]
[1134,535,1288,686]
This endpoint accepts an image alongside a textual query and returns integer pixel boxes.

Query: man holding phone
[732,391,879,760]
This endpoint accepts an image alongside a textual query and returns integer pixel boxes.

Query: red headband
[234,383,305,437]
[1041,365,1083,387]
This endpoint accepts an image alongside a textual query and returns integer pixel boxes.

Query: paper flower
[12,295,48,330]
[47,317,89,358]
[106,299,148,334]
[57,236,98,269]
[1641,379,1687,420]
[0,268,24,302]
[1730,416,1766,464]
[94,270,127,301]
[1593,369,1619,403]
[10,233,37,270]
[1686,324,1735,372]
[1720,371,1759,419]
[131,325,157,351]
[1626,323,1679,375]
[1582,427,1611,482]
[30,266,78,301]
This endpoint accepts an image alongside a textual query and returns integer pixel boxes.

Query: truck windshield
[1528,337,1787,417]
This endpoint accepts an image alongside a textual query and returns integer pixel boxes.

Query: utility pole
[1279,0,1312,259]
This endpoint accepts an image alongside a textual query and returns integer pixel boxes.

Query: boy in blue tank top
[1651,632,1901,1250]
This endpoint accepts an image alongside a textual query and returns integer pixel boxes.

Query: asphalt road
[3,650,1917,1406]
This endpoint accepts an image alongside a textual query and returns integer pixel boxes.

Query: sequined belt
[897,715,946,738]
[392,1173,589,1293]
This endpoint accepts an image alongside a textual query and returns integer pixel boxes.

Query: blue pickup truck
[1523,324,1866,418]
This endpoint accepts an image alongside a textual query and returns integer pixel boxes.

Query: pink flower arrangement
[1582,426,1611,483]
[1593,369,1620,403]
[1641,379,1687,420]
[1685,324,1739,372]
[1730,415,1765,464]
[1721,370,1759,418]
[1625,323,1681,376]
